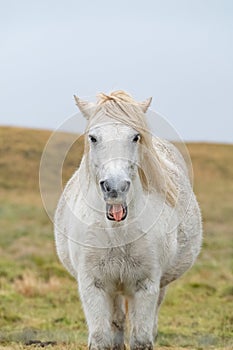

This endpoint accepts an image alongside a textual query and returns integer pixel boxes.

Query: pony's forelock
[97,90,137,105]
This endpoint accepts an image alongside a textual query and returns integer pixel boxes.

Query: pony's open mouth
[106,203,128,222]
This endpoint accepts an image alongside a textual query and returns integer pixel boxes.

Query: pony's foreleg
[78,274,113,350]
[128,282,159,350]
[112,295,126,350]
[153,286,167,340]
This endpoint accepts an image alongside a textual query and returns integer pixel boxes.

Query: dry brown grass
[14,271,62,298]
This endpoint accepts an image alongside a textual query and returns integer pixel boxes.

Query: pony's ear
[139,97,152,113]
[74,95,96,120]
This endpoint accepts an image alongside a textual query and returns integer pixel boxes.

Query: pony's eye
[132,134,140,143]
[89,135,97,143]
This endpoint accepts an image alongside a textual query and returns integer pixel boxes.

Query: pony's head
[74,90,176,222]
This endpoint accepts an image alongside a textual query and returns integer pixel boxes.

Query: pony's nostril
[105,182,111,192]
[100,180,106,192]
[100,181,106,192]
[100,180,111,193]
[121,180,130,192]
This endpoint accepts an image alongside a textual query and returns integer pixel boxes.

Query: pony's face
[74,91,152,221]
[87,122,141,222]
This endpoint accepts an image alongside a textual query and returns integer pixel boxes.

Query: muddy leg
[78,274,113,350]
[112,295,126,350]
[128,282,159,350]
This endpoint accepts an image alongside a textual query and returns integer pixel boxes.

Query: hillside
[0,126,232,350]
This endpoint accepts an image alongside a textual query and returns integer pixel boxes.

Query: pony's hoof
[89,344,111,350]
[131,341,153,350]
[113,344,126,350]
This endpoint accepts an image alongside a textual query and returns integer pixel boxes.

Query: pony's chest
[87,244,154,294]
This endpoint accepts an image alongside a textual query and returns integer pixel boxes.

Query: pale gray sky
[0,0,232,142]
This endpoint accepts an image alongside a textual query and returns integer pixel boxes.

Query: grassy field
[0,126,232,350]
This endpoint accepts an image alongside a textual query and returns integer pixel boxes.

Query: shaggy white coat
[54,91,202,350]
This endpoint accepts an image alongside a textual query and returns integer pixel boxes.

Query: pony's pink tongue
[111,204,124,221]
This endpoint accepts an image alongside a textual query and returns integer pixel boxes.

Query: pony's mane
[84,90,177,207]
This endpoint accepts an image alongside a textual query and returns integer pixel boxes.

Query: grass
[0,126,232,349]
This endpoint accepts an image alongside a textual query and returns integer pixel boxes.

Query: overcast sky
[0,0,232,142]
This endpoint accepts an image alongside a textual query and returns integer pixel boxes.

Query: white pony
[54,91,202,350]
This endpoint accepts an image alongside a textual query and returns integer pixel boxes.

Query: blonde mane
[84,90,177,207]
